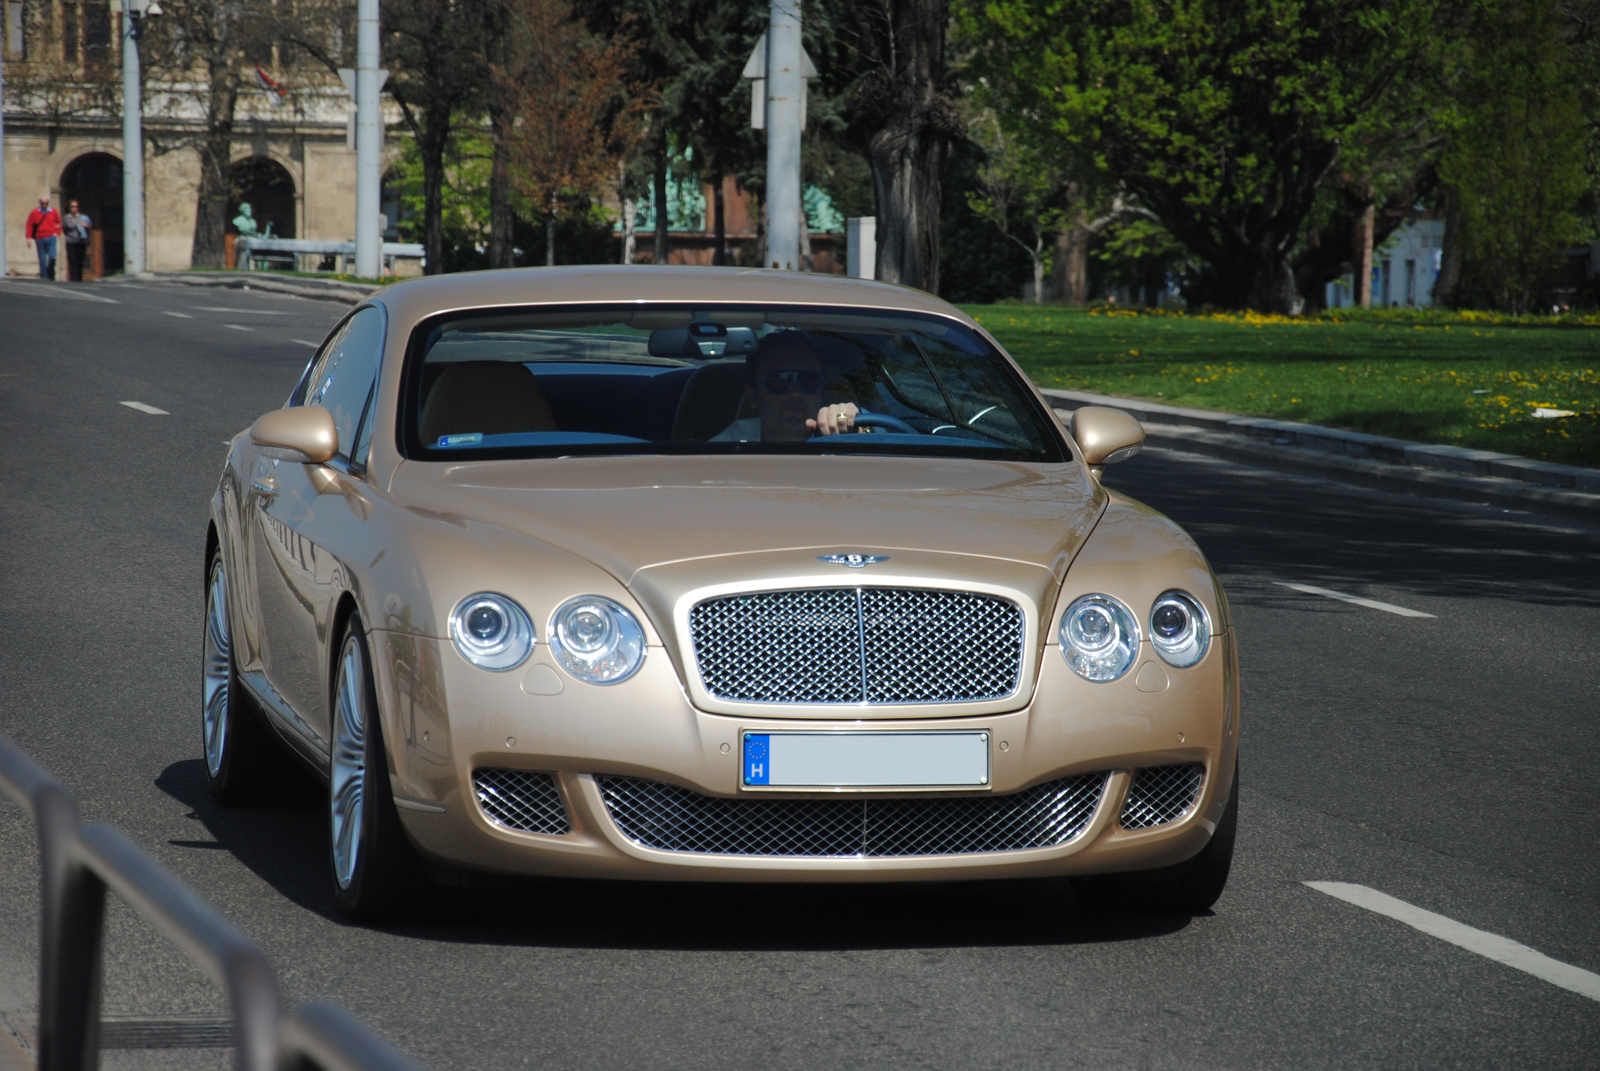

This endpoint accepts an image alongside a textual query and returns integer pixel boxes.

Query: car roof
[370,265,972,330]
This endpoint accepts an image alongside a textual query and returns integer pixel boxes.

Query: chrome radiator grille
[473,769,570,835]
[597,773,1106,857]
[1119,764,1205,830]
[689,587,1024,704]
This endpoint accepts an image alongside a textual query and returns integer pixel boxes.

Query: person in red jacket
[26,194,62,281]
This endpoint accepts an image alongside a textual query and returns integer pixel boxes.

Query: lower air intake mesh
[597,773,1107,857]
[1119,764,1204,830]
[473,769,570,834]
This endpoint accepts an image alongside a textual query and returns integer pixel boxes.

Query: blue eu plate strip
[743,734,770,785]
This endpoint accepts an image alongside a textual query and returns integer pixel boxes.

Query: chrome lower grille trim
[1119,764,1205,830]
[597,773,1107,857]
[688,586,1024,705]
[473,769,570,835]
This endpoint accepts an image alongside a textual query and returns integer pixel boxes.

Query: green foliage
[958,0,1446,311]
[1438,0,1589,312]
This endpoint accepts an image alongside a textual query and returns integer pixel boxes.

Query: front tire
[1071,763,1238,914]
[328,613,432,920]
[202,548,286,804]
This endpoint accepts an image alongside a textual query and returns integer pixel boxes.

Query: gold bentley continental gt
[201,267,1239,920]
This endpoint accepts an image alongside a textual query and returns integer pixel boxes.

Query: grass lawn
[965,304,1600,468]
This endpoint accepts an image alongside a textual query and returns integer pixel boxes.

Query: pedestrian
[62,200,93,282]
[25,194,62,281]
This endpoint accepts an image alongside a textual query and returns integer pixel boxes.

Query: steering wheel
[851,412,920,435]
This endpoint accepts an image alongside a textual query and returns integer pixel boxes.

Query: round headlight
[1059,594,1140,682]
[549,596,646,684]
[449,592,534,671]
[1149,590,1209,667]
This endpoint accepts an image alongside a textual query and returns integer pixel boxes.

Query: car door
[245,305,386,751]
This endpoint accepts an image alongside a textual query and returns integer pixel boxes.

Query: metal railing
[0,731,424,1071]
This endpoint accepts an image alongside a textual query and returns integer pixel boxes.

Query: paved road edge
[1045,388,1600,523]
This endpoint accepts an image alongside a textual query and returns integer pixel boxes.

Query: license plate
[742,732,990,788]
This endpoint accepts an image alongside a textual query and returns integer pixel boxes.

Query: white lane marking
[1273,581,1435,618]
[163,310,194,318]
[0,282,119,304]
[291,339,320,347]
[190,306,295,315]
[121,401,169,415]
[1306,882,1600,1003]
[224,324,255,332]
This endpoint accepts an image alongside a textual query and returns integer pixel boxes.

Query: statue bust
[233,203,260,237]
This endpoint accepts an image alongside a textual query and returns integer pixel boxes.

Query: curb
[122,271,380,304]
[1043,388,1600,523]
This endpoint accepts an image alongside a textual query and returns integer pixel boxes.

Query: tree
[964,109,1067,304]
[832,0,965,293]
[495,0,640,265]
[1437,0,1589,311]
[967,0,1446,313]
[383,0,489,274]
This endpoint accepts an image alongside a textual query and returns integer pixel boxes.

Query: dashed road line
[121,401,169,415]
[0,282,119,303]
[1273,581,1435,618]
[163,311,193,318]
[190,306,296,315]
[291,339,320,347]
[223,324,255,332]
[1306,882,1600,1003]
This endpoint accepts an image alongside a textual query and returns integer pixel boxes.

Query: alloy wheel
[329,635,368,890]
[202,559,231,778]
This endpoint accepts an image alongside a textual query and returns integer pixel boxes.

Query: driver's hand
[808,403,860,436]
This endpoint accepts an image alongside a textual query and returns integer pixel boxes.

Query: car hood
[387,454,1104,655]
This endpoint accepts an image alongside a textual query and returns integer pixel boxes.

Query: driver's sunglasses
[755,369,824,396]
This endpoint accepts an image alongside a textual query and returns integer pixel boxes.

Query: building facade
[4,1,378,277]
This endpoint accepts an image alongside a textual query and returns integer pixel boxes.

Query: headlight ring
[449,592,535,671]
[549,596,646,684]
[1149,590,1210,668]
[1059,593,1140,682]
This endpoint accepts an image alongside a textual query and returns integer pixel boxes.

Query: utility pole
[121,0,150,275]
[1,14,9,278]
[762,0,802,271]
[354,0,382,279]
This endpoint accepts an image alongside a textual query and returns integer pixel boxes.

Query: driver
[710,332,860,442]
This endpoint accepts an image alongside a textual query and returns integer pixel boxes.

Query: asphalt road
[1,276,1596,1070]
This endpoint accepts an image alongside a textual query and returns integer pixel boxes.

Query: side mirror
[250,406,337,464]
[1069,406,1144,472]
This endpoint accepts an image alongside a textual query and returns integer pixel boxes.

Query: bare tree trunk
[1357,204,1375,307]
[800,195,813,272]
[190,72,240,268]
[1435,193,1463,306]
[421,116,449,275]
[653,140,669,265]
[711,180,726,266]
[622,196,637,264]
[488,103,516,268]
[1030,235,1045,306]
[546,192,557,266]
[1051,224,1089,305]
[852,0,962,295]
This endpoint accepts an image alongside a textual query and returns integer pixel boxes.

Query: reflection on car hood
[388,454,1103,600]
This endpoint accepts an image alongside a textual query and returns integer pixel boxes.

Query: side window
[290,317,354,407]
[304,306,386,463]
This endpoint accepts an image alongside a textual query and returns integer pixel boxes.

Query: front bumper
[370,627,1239,882]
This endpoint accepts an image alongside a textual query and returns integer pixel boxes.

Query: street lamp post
[354,0,382,279]
[763,0,802,271]
[121,0,151,275]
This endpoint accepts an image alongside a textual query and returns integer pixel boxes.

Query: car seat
[420,361,559,443]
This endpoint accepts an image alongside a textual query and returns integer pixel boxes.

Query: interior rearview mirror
[1069,406,1145,470]
[250,406,338,464]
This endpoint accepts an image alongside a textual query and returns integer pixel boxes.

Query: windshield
[399,303,1066,463]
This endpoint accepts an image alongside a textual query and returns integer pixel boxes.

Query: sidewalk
[108,270,378,304]
[1044,388,1600,523]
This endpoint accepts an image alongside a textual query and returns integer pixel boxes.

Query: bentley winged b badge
[817,553,890,569]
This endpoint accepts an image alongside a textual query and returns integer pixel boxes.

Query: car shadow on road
[157,758,1196,952]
